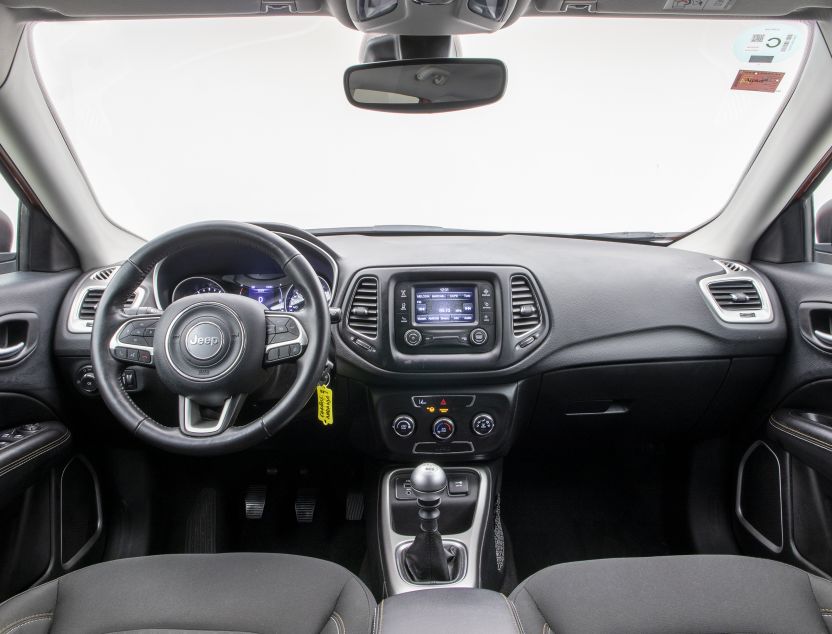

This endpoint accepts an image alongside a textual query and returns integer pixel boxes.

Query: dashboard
[54,224,791,461]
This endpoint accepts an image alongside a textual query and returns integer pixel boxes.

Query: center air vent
[347,276,379,339]
[707,280,763,311]
[511,274,541,336]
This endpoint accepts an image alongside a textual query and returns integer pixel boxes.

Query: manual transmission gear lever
[410,462,447,533]
[403,462,457,583]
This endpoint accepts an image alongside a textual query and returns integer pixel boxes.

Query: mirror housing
[344,58,507,113]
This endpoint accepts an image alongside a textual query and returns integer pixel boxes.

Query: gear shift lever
[404,463,455,583]
[410,462,447,533]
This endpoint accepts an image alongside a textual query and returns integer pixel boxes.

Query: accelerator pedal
[345,489,365,521]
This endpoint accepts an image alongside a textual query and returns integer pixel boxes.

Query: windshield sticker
[734,25,802,65]
[731,70,785,93]
[663,0,734,10]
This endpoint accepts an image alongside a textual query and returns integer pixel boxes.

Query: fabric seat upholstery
[0,553,375,634]
[510,554,832,634]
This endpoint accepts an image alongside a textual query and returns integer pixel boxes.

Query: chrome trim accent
[108,316,156,362]
[68,267,146,334]
[699,274,773,324]
[380,466,490,595]
[736,440,784,554]
[714,259,748,274]
[60,455,104,570]
[164,302,246,383]
[179,393,246,437]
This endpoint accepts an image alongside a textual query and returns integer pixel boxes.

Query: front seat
[510,555,832,634]
[0,553,375,634]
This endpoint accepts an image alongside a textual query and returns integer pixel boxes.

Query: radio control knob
[469,328,488,346]
[404,329,423,347]
[471,413,496,436]
[392,415,416,438]
[432,417,455,441]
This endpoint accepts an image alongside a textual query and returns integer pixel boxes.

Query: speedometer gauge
[284,277,332,313]
[171,276,225,302]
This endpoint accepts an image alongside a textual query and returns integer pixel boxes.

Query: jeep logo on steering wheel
[184,322,224,360]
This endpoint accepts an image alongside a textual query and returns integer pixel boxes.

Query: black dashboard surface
[54,229,787,383]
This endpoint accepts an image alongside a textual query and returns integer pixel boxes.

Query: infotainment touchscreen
[414,286,476,324]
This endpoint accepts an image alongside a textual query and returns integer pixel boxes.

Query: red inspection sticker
[731,70,785,93]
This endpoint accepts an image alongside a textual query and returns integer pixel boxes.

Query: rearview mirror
[344,59,507,113]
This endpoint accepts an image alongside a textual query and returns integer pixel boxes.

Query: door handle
[0,341,25,360]
[815,330,832,346]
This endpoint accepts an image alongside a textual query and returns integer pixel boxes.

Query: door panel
[745,261,832,576]
[0,268,77,600]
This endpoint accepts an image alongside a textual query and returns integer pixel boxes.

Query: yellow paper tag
[316,384,334,426]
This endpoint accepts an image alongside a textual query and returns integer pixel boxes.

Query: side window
[0,175,19,259]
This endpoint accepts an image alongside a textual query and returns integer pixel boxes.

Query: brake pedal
[346,490,364,521]
[245,484,267,520]
[295,488,317,523]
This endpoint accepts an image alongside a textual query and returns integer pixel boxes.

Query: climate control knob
[404,329,423,347]
[469,328,488,346]
[432,417,455,441]
[471,413,496,436]
[392,415,416,438]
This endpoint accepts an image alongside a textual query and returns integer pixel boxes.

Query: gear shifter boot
[404,530,454,583]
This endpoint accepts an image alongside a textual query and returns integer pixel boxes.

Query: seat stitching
[0,613,52,634]
[502,594,525,634]
[769,418,832,453]
[0,433,71,479]
[332,610,346,634]
[327,615,342,634]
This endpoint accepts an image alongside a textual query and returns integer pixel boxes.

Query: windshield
[32,17,808,239]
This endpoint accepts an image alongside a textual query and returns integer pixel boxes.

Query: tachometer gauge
[284,277,332,313]
[171,276,225,302]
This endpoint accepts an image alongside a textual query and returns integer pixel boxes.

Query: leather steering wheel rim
[90,221,330,456]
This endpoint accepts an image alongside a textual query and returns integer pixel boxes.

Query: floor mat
[501,439,691,584]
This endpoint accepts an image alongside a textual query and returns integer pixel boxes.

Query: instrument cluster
[170,274,332,312]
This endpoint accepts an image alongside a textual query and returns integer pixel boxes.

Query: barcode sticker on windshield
[663,0,734,10]
[731,70,785,94]
[734,25,802,65]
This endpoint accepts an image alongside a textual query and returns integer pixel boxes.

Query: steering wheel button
[127,349,139,362]
[288,343,302,357]
[138,350,152,364]
[114,346,128,359]
[287,320,299,335]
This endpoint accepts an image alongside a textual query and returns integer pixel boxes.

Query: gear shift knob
[410,463,447,502]
[410,463,447,533]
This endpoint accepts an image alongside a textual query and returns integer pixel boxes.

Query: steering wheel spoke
[109,315,161,367]
[179,394,246,437]
[263,311,308,366]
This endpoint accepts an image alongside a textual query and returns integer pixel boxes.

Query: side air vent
[89,266,117,282]
[700,275,772,324]
[715,259,748,273]
[347,276,379,339]
[77,289,138,322]
[511,274,541,336]
[707,280,763,311]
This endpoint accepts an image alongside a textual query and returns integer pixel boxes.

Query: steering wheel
[90,221,330,455]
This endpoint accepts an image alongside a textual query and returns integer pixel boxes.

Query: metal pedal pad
[295,489,317,523]
[345,490,364,521]
[245,484,267,520]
